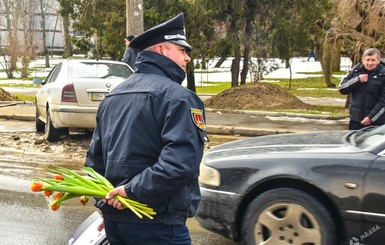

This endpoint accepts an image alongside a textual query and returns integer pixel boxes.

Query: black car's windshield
[353,125,385,149]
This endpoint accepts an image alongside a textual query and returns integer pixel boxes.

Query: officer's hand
[361,117,372,126]
[104,185,128,210]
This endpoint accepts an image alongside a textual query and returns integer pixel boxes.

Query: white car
[33,59,133,142]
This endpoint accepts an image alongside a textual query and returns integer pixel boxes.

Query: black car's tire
[241,188,338,245]
[35,107,45,132]
[45,110,60,142]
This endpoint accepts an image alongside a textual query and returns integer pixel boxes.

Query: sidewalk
[0,101,348,137]
[0,101,35,121]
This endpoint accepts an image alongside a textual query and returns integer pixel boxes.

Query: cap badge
[164,34,186,40]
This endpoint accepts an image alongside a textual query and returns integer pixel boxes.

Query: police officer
[339,48,385,130]
[85,13,208,245]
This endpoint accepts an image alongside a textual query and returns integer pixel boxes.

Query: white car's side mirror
[32,77,43,84]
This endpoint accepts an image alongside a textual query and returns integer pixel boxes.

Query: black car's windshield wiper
[352,125,383,147]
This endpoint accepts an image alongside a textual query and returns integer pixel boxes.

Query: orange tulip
[31,166,155,219]
[53,175,64,181]
[50,203,60,211]
[54,192,64,200]
[43,190,54,196]
[80,196,89,206]
[31,181,44,192]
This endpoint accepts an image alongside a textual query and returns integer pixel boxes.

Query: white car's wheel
[35,106,45,133]
[241,188,338,245]
[45,110,60,142]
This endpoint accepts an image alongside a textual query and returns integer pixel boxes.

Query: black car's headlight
[199,163,220,187]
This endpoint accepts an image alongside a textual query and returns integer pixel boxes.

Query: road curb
[205,108,347,120]
[0,114,34,121]
[0,101,34,105]
[206,125,303,137]
[0,101,35,121]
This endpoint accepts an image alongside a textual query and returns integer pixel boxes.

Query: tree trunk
[240,44,250,85]
[231,44,241,87]
[331,52,340,72]
[61,16,72,58]
[39,0,50,67]
[331,41,341,72]
[20,0,35,78]
[7,1,19,78]
[321,41,336,88]
[240,16,252,85]
[186,61,196,92]
[51,16,59,57]
[214,56,227,68]
[287,59,293,89]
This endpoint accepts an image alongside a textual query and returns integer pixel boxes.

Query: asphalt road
[0,122,238,245]
[0,115,346,245]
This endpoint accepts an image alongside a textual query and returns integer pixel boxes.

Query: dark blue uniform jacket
[85,51,207,225]
[339,62,385,125]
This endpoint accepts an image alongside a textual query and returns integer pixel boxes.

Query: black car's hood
[205,130,358,159]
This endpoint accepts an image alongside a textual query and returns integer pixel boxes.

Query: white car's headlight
[199,163,220,187]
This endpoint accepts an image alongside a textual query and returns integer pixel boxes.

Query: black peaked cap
[130,13,192,51]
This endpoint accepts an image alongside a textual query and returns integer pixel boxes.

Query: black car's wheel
[241,188,338,245]
[45,110,60,142]
[35,107,45,132]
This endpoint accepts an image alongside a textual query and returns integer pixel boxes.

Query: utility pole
[126,0,144,36]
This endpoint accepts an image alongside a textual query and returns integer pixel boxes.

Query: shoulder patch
[191,108,206,130]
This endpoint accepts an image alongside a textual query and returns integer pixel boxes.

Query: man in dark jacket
[121,34,137,69]
[339,48,385,130]
[85,13,208,245]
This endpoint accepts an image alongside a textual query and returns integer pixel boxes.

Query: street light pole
[126,0,144,36]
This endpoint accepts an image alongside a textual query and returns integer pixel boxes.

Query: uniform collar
[134,51,186,84]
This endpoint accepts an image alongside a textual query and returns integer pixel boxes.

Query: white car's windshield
[69,62,132,79]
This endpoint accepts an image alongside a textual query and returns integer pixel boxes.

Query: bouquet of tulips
[31,165,155,220]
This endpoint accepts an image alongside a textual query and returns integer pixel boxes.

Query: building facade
[0,0,65,55]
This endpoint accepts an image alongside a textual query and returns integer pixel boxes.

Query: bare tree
[39,0,50,67]
[19,0,36,78]
[0,0,39,78]
[0,0,19,78]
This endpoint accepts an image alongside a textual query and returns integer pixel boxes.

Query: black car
[196,126,385,245]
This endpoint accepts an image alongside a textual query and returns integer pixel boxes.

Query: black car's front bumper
[196,186,243,241]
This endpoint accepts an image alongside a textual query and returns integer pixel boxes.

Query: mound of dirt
[204,82,315,111]
[0,88,19,101]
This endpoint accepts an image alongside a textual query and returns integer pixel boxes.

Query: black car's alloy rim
[255,202,321,245]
